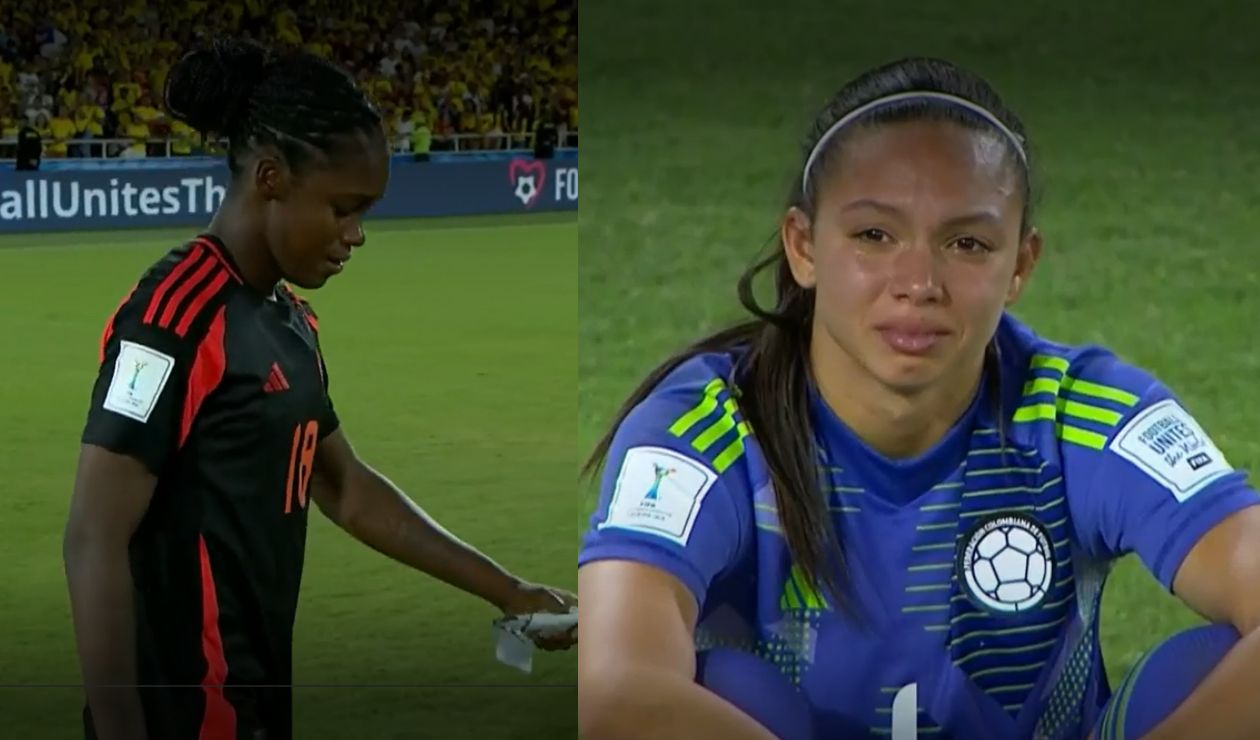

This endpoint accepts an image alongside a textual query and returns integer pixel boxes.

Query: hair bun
[164,37,272,135]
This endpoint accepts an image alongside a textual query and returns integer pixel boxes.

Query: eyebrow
[838,199,1004,229]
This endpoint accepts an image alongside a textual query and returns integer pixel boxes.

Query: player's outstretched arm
[1122,505,1260,740]
[578,560,780,740]
[63,444,156,740]
[308,428,576,649]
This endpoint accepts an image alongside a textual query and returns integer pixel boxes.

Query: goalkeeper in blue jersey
[577,56,1260,740]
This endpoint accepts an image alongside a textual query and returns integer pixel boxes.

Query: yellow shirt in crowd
[124,120,150,156]
[74,103,105,136]
[46,115,77,156]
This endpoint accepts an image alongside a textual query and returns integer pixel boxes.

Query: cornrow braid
[165,37,383,177]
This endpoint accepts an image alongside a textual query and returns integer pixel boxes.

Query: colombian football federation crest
[956,512,1055,615]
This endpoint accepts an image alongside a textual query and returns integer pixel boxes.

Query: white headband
[800,91,1027,196]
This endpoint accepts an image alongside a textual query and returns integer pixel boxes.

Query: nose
[343,219,365,248]
[887,244,944,304]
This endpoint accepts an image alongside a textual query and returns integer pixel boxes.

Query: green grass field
[578,0,1260,689]
[0,214,576,739]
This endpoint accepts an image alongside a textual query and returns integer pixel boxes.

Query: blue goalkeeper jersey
[578,312,1259,740]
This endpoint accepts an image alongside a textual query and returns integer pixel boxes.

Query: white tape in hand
[492,607,578,674]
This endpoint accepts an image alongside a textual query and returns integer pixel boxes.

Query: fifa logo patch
[599,446,717,547]
[641,462,676,508]
[955,512,1055,615]
[509,158,546,207]
[129,359,148,390]
[1187,452,1213,470]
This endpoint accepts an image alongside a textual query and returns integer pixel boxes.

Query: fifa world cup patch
[103,341,175,423]
[599,446,718,547]
[956,512,1055,615]
[1109,399,1233,502]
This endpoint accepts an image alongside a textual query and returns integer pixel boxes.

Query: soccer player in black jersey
[62,38,576,740]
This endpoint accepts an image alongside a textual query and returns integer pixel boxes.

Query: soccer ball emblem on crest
[956,512,1055,614]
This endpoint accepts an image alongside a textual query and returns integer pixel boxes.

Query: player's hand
[499,581,578,651]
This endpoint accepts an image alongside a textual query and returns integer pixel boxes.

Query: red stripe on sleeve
[143,245,205,324]
[175,270,230,337]
[99,284,137,364]
[197,534,236,740]
[196,237,244,284]
[180,307,228,448]
[158,258,218,330]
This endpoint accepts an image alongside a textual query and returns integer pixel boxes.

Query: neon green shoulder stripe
[665,377,751,473]
[668,378,725,436]
[1014,353,1140,450]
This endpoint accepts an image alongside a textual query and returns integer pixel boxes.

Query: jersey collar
[195,232,246,285]
[807,371,991,507]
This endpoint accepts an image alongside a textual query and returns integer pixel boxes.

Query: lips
[874,321,951,356]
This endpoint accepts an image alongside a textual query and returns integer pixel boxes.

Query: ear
[254,153,291,202]
[1006,227,1042,305]
[781,206,817,289]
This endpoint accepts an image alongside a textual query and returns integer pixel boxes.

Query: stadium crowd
[0,0,577,159]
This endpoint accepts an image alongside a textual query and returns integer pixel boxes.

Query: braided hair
[164,37,383,177]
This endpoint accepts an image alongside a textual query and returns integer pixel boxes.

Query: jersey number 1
[892,683,918,740]
[285,420,319,513]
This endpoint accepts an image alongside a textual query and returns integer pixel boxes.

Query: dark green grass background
[578,0,1260,689]
[0,214,577,738]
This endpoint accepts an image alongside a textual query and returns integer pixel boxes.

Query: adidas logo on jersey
[263,362,290,393]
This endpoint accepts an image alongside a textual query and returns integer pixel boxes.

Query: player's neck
[810,341,984,460]
[207,198,282,297]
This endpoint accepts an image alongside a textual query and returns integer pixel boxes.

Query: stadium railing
[0,130,578,164]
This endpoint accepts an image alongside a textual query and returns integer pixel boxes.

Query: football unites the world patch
[956,512,1055,614]
[1108,398,1233,502]
[599,446,718,546]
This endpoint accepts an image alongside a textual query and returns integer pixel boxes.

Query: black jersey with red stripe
[80,234,339,740]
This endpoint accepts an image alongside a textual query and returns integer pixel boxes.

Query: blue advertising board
[0,155,577,233]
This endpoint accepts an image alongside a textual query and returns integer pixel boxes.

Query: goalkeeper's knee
[1093,623,1239,740]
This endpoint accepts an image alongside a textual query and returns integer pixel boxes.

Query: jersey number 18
[284,420,319,513]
